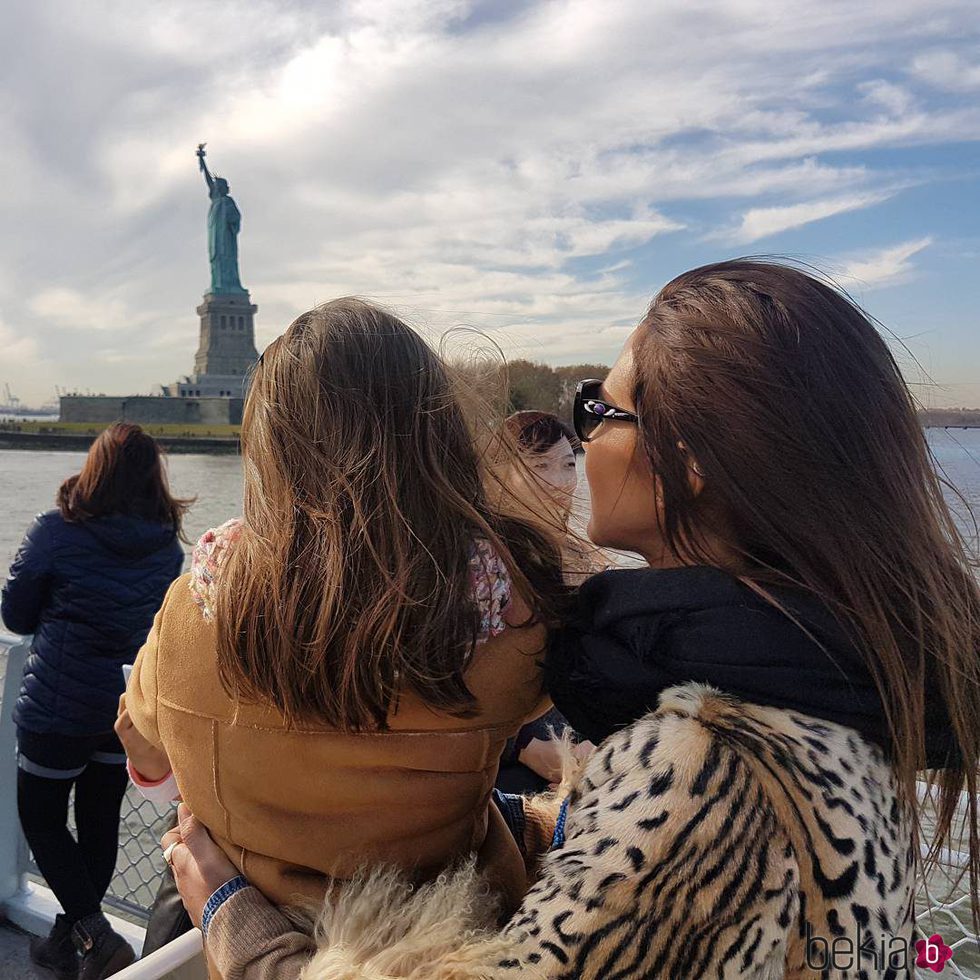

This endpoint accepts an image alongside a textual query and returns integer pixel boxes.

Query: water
[0,450,244,577]
[2,428,979,574]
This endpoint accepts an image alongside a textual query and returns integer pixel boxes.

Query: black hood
[546,565,956,769]
[80,514,178,559]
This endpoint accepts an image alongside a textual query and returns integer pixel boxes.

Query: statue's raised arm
[197,143,214,192]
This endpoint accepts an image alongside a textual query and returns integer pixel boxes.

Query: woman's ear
[677,441,705,496]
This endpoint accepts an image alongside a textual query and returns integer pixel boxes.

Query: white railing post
[0,631,30,906]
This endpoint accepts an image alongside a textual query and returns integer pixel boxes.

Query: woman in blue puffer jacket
[1,422,187,980]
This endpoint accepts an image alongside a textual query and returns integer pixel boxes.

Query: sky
[1,0,978,409]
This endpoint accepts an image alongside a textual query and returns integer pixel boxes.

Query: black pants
[16,728,129,923]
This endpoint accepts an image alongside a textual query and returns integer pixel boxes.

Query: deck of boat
[0,921,36,980]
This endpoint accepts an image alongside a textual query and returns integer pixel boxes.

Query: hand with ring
[160,803,240,929]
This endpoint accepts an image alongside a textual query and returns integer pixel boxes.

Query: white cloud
[912,50,980,92]
[1,0,979,402]
[0,314,43,373]
[29,288,136,332]
[836,236,934,290]
[859,79,915,116]
[717,191,895,244]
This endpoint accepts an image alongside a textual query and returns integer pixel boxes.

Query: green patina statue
[196,144,246,295]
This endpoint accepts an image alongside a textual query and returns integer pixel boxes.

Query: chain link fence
[916,785,980,978]
[916,877,979,978]
[108,790,174,921]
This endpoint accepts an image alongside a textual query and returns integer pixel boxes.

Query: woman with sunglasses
[155,261,975,980]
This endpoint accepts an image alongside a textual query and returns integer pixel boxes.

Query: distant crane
[3,382,20,411]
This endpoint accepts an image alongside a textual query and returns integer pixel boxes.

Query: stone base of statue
[164,373,249,399]
[193,292,259,378]
[162,291,259,398]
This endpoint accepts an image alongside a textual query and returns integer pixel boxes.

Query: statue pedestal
[193,292,259,378]
[163,291,259,399]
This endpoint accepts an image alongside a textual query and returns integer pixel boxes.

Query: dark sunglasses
[573,379,639,443]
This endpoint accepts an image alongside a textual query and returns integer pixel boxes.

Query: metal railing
[1,629,978,977]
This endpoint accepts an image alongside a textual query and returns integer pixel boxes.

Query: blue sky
[1,0,978,407]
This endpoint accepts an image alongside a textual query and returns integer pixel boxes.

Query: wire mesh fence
[108,789,174,921]
[915,784,980,978]
[916,875,979,978]
[915,839,980,978]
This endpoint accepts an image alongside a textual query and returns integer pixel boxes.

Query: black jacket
[2,509,184,736]
[546,565,956,768]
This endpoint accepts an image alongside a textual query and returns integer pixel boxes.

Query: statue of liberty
[196,144,246,294]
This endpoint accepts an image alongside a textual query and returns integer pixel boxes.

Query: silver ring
[162,841,179,866]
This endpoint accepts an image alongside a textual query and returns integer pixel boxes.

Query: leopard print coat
[299,681,914,980]
[499,683,914,979]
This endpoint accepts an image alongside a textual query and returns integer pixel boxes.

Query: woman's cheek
[557,466,578,494]
[584,444,613,538]
[585,428,654,548]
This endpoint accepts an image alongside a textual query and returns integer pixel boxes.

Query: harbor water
[2,427,980,574]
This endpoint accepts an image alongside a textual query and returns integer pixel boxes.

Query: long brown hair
[631,259,980,918]
[215,298,563,732]
[57,422,189,532]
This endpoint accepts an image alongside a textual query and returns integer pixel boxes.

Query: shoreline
[0,431,240,455]
[0,425,976,457]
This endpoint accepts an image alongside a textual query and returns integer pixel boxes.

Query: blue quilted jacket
[2,509,184,736]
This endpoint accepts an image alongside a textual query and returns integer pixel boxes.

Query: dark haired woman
[165,262,978,979]
[498,409,607,586]
[2,422,186,980]
[501,411,578,517]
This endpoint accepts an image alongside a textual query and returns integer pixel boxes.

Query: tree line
[503,360,610,424]
[502,360,980,430]
[918,408,980,428]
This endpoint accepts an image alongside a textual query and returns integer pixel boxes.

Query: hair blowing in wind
[631,259,980,923]
[214,298,561,733]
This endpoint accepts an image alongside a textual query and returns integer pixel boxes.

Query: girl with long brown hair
[162,262,980,979]
[2,423,186,980]
[120,299,563,973]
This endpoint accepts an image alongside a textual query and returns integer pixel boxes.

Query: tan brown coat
[126,574,549,915]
